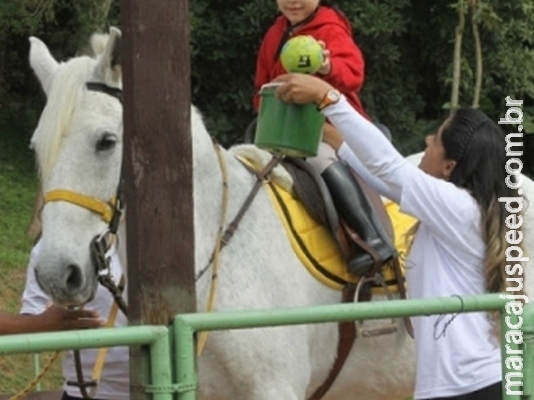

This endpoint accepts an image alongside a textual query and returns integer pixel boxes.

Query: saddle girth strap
[308,284,357,400]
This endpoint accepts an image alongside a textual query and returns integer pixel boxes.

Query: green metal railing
[1,294,532,399]
[0,326,173,400]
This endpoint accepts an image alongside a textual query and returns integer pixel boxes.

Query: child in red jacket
[253,0,368,119]
[252,0,395,274]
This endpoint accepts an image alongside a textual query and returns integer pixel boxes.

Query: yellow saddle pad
[383,198,418,270]
[264,180,417,292]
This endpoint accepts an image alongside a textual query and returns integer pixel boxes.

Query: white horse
[27,28,534,400]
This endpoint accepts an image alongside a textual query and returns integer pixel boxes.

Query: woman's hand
[273,73,333,106]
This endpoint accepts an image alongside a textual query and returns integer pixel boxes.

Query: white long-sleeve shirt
[337,141,397,200]
[323,97,501,399]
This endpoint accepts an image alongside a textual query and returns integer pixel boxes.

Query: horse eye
[96,133,117,152]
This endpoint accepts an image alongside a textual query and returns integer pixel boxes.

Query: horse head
[30,28,123,305]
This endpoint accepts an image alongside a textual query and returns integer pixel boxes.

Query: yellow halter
[44,189,116,223]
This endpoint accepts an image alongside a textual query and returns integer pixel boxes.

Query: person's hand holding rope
[37,305,104,332]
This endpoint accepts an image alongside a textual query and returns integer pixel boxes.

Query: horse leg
[198,327,311,400]
[199,366,307,400]
[199,387,302,400]
[244,384,303,400]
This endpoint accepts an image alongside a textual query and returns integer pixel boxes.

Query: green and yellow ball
[280,35,324,74]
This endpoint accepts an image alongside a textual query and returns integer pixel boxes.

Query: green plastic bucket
[255,82,324,157]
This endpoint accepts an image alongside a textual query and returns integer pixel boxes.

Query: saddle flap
[282,157,396,270]
[282,157,344,247]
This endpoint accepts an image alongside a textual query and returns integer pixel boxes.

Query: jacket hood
[277,6,353,37]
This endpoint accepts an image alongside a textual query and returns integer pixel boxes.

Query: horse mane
[31,56,95,184]
[31,33,110,185]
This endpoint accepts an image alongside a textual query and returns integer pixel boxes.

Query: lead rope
[8,349,62,400]
[68,275,124,399]
[6,287,123,400]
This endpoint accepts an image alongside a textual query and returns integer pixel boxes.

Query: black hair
[442,107,513,209]
[441,107,524,297]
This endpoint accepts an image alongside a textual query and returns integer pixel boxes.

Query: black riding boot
[321,161,396,275]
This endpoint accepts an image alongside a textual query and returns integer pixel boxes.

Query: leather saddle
[280,156,395,275]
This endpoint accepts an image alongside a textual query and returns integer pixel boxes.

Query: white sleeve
[20,241,50,315]
[322,97,414,201]
[337,141,398,202]
[323,97,480,243]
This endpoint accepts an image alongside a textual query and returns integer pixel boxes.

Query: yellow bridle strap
[44,189,115,224]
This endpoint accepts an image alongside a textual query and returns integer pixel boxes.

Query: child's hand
[316,40,331,76]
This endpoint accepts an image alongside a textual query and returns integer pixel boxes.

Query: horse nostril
[65,264,84,293]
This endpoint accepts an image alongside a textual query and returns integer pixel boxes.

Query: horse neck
[191,108,231,272]
[190,109,262,277]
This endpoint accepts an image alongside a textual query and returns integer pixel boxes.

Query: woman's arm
[322,98,410,198]
[322,97,481,246]
[337,142,399,202]
[322,122,400,201]
[273,74,479,245]
[0,307,103,335]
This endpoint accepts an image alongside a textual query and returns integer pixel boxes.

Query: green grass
[0,116,63,394]
[0,116,38,309]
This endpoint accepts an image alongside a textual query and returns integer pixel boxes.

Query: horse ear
[93,27,122,86]
[29,37,59,97]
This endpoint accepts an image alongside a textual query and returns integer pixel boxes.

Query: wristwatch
[317,89,341,111]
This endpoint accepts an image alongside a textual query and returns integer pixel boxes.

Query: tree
[1,0,533,171]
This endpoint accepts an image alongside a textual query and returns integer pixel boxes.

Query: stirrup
[354,273,399,337]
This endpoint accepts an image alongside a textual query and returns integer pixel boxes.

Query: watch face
[318,89,341,110]
[328,90,340,101]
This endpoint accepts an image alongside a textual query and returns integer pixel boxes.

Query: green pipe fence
[0,326,173,400]
[1,294,532,399]
[173,294,530,400]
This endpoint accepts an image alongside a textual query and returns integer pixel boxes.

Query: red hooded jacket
[253,6,369,119]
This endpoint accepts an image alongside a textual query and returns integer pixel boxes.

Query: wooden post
[120,1,195,398]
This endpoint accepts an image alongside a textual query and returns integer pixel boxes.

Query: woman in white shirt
[273,73,523,400]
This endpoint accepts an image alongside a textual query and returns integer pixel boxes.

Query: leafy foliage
[187,0,534,160]
[0,0,119,147]
[0,0,532,157]
[189,0,277,145]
